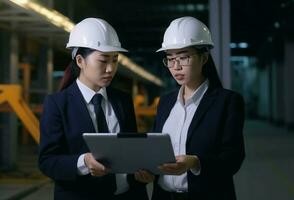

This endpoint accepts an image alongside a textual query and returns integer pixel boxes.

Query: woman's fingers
[84,153,110,176]
[158,160,187,175]
[134,170,155,183]
[89,161,109,176]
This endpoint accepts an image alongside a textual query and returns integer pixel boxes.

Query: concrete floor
[1,120,294,200]
[235,120,294,200]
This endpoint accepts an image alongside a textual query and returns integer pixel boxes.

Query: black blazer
[38,82,147,200]
[152,85,245,200]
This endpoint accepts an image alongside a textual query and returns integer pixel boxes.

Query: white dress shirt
[75,79,129,194]
[159,80,209,192]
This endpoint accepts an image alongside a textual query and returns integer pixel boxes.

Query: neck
[183,77,205,100]
[78,77,101,92]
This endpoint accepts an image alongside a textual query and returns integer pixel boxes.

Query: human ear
[201,52,209,65]
[75,55,85,69]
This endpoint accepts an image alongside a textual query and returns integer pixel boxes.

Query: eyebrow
[166,50,189,56]
[97,54,119,58]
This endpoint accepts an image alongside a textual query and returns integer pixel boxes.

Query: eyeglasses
[162,54,196,68]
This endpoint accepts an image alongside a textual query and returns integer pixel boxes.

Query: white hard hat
[66,18,127,53]
[156,16,214,52]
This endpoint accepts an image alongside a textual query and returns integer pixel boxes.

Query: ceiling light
[8,0,74,32]
[238,42,248,48]
[230,43,237,48]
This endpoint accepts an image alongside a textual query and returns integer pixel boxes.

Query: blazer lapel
[158,91,178,131]
[67,82,96,132]
[186,87,219,142]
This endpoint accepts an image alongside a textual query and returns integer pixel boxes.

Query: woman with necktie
[38,18,148,200]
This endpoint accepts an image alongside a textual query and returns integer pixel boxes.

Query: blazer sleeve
[38,95,80,181]
[197,92,245,177]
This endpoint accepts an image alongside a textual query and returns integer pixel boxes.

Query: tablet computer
[83,133,175,174]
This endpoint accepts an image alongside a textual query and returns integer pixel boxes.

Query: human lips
[102,76,113,81]
[174,74,184,80]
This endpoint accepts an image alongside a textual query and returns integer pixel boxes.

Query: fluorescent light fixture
[230,43,237,48]
[187,4,206,12]
[238,42,248,48]
[118,54,164,87]
[274,22,280,28]
[6,0,163,87]
[8,0,74,32]
[166,3,207,12]
[52,71,65,78]
[196,4,206,11]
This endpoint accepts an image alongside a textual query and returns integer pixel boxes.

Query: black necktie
[91,94,109,133]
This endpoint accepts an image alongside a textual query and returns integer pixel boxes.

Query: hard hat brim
[156,42,214,52]
[66,43,128,52]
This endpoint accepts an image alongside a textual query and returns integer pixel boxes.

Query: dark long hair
[59,47,95,91]
[194,47,223,88]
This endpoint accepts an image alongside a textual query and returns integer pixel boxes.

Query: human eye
[98,60,107,64]
[167,57,175,62]
[112,57,118,63]
[179,55,189,61]
[96,57,108,64]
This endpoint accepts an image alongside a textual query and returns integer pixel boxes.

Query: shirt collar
[76,79,108,104]
[177,79,209,106]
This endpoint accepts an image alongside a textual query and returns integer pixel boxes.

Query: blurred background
[0,0,293,199]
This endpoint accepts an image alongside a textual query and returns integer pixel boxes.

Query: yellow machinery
[134,95,159,116]
[134,95,159,132]
[0,84,39,143]
[0,84,159,143]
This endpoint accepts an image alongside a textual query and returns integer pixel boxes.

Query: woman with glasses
[149,16,245,200]
[38,18,148,200]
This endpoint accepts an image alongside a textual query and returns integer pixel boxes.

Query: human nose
[173,59,182,70]
[105,62,115,73]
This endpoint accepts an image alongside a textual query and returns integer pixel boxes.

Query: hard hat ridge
[157,16,214,52]
[66,18,127,53]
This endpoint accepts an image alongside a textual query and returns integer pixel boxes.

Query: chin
[100,82,111,88]
[176,80,186,85]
